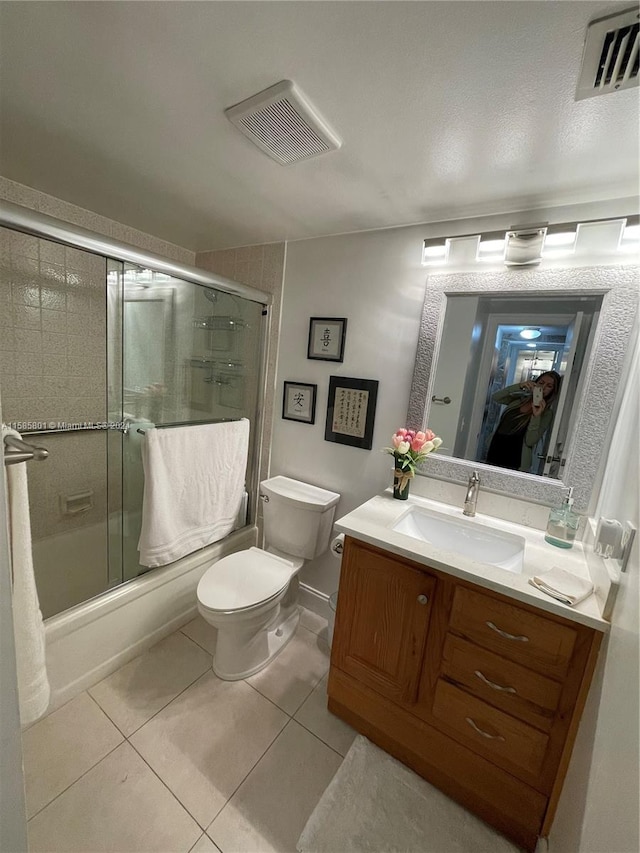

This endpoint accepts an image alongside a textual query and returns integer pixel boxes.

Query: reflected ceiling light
[520,327,542,340]
[526,343,537,348]
[504,226,547,266]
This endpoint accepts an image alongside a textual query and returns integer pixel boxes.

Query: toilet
[196,476,340,680]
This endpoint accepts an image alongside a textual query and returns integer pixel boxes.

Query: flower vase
[393,463,414,500]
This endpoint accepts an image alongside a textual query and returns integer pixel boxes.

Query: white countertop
[334,490,609,633]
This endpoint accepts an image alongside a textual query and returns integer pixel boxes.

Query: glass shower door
[116,265,265,581]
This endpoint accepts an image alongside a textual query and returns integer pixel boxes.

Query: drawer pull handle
[474,670,517,694]
[465,717,506,741]
[486,621,529,643]
[417,594,429,605]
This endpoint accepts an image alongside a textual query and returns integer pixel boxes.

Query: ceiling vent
[576,6,639,100]
[224,80,342,165]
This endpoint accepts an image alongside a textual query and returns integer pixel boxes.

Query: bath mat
[297,735,519,853]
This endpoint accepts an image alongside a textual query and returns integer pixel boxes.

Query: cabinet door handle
[465,717,506,741]
[485,621,529,642]
[417,594,429,605]
[474,670,517,694]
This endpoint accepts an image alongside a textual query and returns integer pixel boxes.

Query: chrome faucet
[463,471,481,517]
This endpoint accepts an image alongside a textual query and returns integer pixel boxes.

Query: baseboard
[299,583,331,620]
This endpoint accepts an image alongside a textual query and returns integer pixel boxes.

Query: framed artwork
[324,376,379,450]
[307,317,348,362]
[282,381,317,424]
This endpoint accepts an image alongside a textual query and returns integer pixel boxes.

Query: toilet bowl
[196,476,340,680]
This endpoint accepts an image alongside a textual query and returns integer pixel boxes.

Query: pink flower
[392,434,404,448]
[423,429,436,442]
[395,428,408,437]
[411,435,426,451]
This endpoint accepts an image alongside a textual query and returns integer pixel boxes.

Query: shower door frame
[0,198,273,580]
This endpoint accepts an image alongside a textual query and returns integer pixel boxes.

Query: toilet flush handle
[259,494,269,502]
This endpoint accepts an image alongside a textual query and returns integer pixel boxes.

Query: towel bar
[3,434,49,466]
[133,417,241,436]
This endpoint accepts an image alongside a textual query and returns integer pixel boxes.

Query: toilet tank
[260,476,340,560]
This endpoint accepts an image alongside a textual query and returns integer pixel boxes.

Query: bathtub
[43,525,256,711]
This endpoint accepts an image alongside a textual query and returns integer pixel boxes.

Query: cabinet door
[332,541,435,706]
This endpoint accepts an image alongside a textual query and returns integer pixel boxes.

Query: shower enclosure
[0,209,268,620]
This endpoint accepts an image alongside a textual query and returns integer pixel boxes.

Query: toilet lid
[197,547,294,612]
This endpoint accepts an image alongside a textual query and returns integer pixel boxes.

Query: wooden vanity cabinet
[328,537,603,853]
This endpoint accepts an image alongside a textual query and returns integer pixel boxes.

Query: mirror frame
[407,265,639,511]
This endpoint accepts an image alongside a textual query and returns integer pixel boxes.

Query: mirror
[408,266,638,510]
[428,293,603,478]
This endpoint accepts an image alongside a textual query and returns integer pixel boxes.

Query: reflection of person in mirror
[486,371,562,472]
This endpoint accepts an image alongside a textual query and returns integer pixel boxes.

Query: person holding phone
[486,371,562,472]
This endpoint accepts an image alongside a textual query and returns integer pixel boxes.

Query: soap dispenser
[545,487,580,549]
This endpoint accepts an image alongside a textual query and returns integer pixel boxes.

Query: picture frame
[282,381,317,425]
[324,376,379,450]
[307,317,348,362]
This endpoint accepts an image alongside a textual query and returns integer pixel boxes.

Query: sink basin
[392,507,525,573]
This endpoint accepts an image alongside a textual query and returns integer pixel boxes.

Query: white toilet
[196,476,340,680]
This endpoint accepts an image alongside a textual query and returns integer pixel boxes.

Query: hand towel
[529,566,594,606]
[138,419,250,567]
[2,426,50,725]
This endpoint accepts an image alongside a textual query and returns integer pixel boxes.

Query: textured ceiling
[0,1,638,251]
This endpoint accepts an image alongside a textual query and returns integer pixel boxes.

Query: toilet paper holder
[331,534,345,556]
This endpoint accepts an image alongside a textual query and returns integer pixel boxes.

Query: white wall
[550,318,639,853]
[271,225,429,597]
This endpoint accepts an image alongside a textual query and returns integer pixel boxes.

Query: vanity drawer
[432,679,550,779]
[441,635,562,732]
[449,587,577,679]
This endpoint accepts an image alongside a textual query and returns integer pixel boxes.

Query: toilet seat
[197,547,295,613]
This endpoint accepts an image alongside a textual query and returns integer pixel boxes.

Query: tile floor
[23,609,356,853]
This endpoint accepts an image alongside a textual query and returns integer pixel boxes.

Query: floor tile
[246,626,330,715]
[22,692,124,818]
[294,675,357,757]
[190,833,222,853]
[299,607,328,636]
[182,615,218,655]
[130,671,288,828]
[89,631,211,736]
[208,720,342,853]
[27,742,201,853]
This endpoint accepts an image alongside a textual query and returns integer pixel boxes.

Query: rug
[297,735,519,853]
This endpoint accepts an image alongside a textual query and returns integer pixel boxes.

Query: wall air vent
[224,80,342,165]
[576,6,639,100]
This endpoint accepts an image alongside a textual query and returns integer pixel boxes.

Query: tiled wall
[0,177,196,616]
[0,228,108,537]
[195,243,286,489]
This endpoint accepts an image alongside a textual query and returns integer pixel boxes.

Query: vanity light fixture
[542,226,578,258]
[422,239,448,265]
[520,327,542,340]
[619,216,640,253]
[504,226,547,266]
[421,215,637,269]
[477,235,506,262]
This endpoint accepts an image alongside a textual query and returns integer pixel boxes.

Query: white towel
[138,419,250,567]
[529,566,594,606]
[2,426,50,725]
